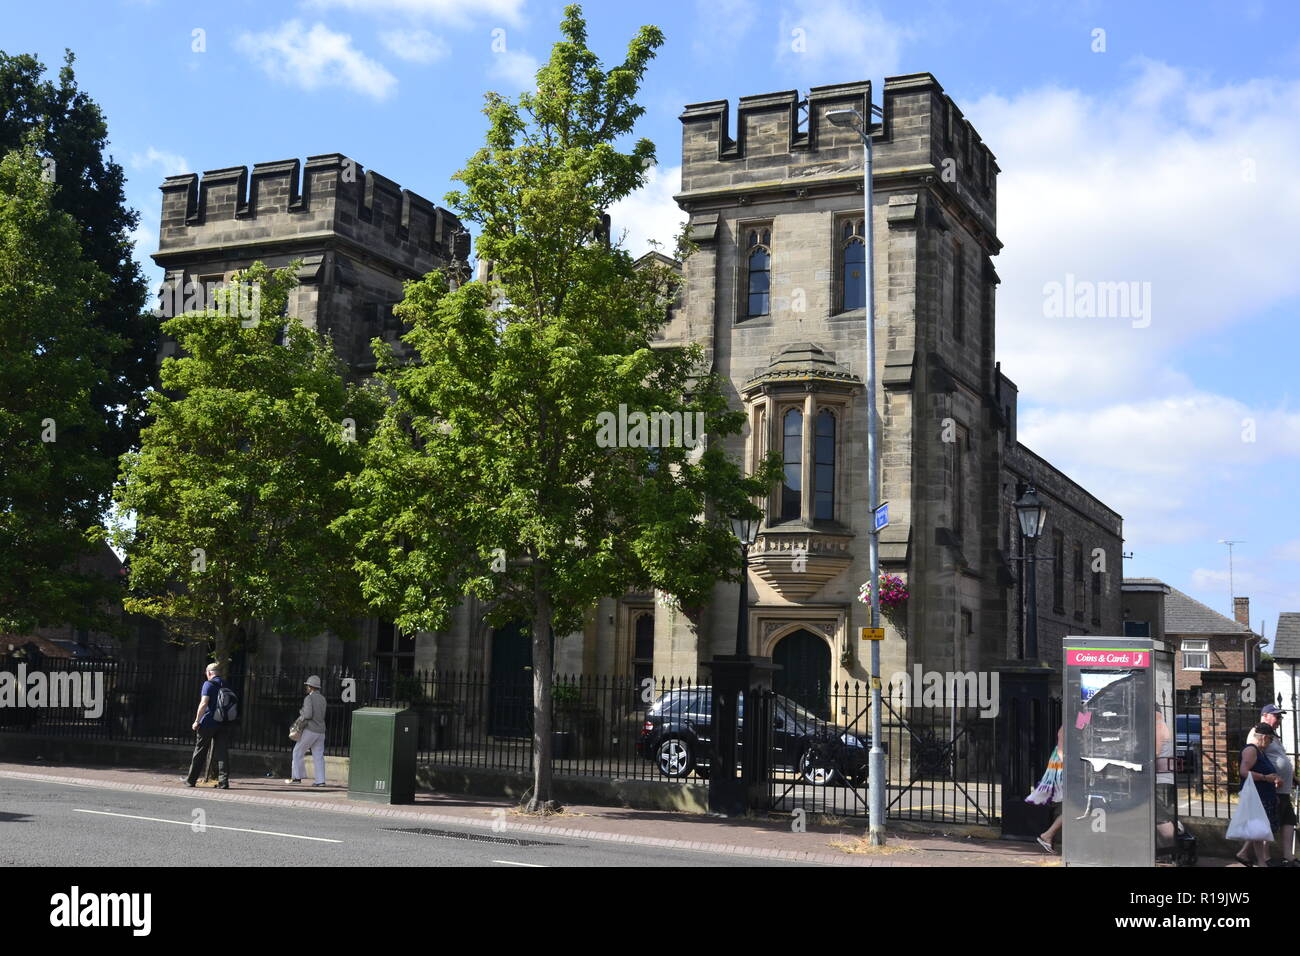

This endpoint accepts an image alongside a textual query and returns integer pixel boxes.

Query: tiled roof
[1274,613,1300,660]
[1164,586,1254,636]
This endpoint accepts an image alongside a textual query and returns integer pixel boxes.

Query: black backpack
[211,682,240,725]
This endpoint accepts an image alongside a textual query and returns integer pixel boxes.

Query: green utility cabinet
[348,706,418,804]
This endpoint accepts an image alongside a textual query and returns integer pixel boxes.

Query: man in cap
[1260,704,1296,865]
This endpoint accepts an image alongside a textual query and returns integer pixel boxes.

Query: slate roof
[1273,613,1300,660]
[1164,586,1254,636]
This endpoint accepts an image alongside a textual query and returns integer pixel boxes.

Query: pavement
[0,758,1085,867]
[0,759,1247,867]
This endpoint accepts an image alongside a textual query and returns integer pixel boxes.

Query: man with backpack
[182,662,234,789]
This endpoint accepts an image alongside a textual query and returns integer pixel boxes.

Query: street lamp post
[705,512,766,816]
[1014,486,1049,660]
[730,514,760,657]
[827,102,886,846]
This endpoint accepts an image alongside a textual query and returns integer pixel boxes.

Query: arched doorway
[773,628,831,719]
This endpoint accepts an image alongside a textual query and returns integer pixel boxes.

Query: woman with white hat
[287,675,328,787]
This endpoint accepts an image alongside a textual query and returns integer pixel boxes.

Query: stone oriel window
[781,407,802,521]
[742,343,860,530]
[814,409,836,520]
[839,218,866,313]
[743,226,772,318]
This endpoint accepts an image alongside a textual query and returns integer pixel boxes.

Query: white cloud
[608,165,685,259]
[305,0,525,27]
[775,0,910,80]
[966,61,1300,405]
[488,49,539,91]
[380,28,449,63]
[1018,393,1300,547]
[129,147,190,178]
[237,21,397,101]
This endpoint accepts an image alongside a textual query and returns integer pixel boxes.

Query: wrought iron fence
[0,655,701,782]
[761,678,1002,824]
[1167,684,1298,822]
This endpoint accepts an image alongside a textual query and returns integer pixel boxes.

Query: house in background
[1124,578,1262,691]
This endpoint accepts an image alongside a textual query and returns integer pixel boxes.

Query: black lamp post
[705,511,767,815]
[730,513,760,657]
[1015,486,1049,660]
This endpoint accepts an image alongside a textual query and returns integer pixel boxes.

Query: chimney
[1234,596,1250,628]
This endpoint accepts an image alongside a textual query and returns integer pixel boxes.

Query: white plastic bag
[1226,775,1273,842]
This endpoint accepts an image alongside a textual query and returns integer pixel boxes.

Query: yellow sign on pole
[860,627,885,641]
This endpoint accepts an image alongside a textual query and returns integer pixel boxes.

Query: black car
[636,686,870,785]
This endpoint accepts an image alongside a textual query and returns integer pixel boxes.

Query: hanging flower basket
[858,573,910,638]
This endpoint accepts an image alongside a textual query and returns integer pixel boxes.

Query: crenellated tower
[661,73,1015,686]
[153,154,467,374]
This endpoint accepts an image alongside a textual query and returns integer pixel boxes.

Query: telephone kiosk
[1062,637,1155,867]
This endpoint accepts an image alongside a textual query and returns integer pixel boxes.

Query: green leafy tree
[113,263,383,667]
[340,5,778,811]
[0,145,123,633]
[0,50,154,462]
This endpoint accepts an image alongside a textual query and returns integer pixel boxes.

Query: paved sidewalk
[0,759,1077,867]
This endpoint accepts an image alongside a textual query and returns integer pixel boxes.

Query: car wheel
[656,737,694,778]
[798,748,839,786]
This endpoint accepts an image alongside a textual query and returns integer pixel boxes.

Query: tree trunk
[526,593,557,813]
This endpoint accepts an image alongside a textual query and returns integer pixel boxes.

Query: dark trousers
[186,726,229,786]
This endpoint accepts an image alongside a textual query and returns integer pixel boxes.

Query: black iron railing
[0,656,700,782]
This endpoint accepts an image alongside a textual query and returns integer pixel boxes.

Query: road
[0,775,805,867]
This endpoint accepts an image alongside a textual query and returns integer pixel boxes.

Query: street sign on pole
[860,627,885,641]
[872,502,889,534]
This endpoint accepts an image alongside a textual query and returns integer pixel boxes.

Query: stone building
[149,154,467,672]
[148,74,1124,710]
[627,73,1122,710]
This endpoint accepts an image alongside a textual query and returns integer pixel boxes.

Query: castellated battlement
[678,73,997,229]
[157,154,463,276]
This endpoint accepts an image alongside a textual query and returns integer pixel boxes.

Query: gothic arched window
[781,408,802,521]
[747,228,771,317]
[841,219,866,312]
[814,408,835,520]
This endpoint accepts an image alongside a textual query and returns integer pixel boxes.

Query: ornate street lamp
[1015,486,1049,659]
[730,514,761,657]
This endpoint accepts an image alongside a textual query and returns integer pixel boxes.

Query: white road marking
[74,809,342,843]
[492,859,546,867]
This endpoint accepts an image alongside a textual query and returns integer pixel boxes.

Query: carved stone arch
[760,620,834,658]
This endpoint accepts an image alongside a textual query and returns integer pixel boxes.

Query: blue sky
[8,0,1299,641]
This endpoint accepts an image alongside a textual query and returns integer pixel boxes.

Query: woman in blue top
[1239,723,1282,866]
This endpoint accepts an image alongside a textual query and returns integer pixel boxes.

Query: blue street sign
[873,502,889,533]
